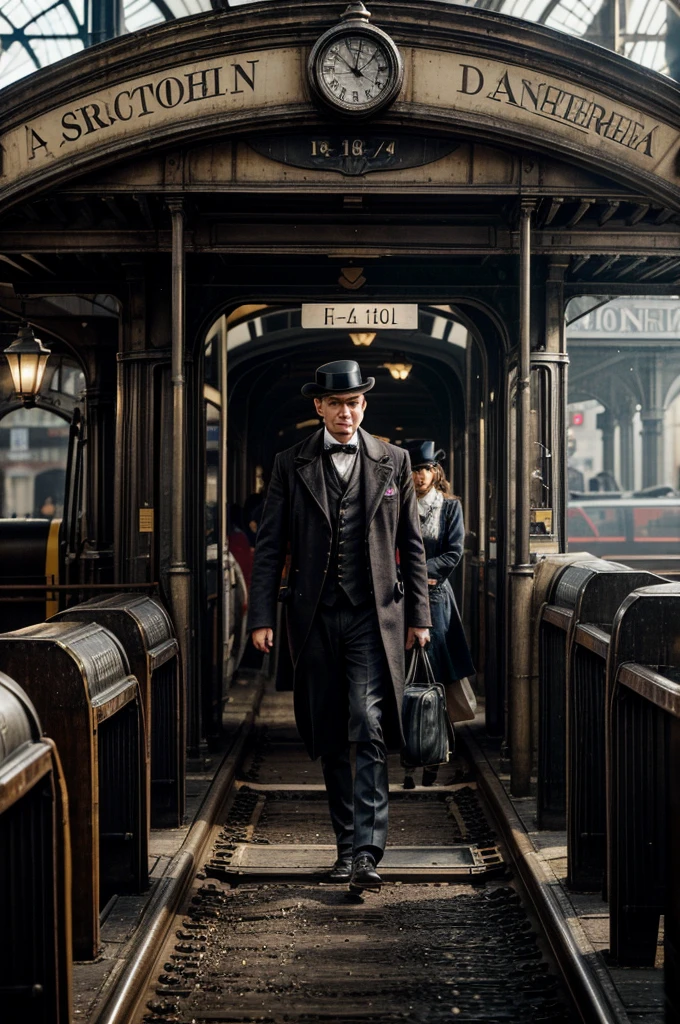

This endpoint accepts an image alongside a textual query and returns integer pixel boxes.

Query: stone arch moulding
[1,0,680,210]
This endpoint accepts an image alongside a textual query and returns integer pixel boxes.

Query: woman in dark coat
[403,440,476,787]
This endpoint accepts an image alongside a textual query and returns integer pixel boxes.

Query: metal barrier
[0,671,72,1022]
[563,563,660,891]
[0,621,148,960]
[53,594,184,828]
[533,553,593,828]
[607,585,680,987]
[536,558,654,832]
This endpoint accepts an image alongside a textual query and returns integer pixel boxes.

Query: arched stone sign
[1,0,680,207]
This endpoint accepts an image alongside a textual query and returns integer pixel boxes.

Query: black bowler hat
[404,439,445,469]
[301,359,375,398]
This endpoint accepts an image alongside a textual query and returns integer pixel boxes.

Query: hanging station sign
[301,304,419,329]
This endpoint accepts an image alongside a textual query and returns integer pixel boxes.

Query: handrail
[617,662,680,718]
[541,605,573,629]
[573,623,611,660]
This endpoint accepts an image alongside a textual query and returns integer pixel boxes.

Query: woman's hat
[404,439,445,469]
[301,359,375,398]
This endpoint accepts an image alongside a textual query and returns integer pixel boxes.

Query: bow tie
[326,444,358,455]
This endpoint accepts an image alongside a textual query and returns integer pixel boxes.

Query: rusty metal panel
[0,620,133,703]
[0,673,35,763]
[63,593,176,656]
[0,622,147,960]
[537,621,569,829]
[608,584,680,971]
[537,559,660,837]
[0,673,71,1024]
[568,643,609,892]
[53,594,183,828]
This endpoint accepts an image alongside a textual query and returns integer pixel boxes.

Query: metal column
[509,202,535,797]
[88,0,124,45]
[597,407,617,477]
[641,414,665,488]
[617,398,636,491]
[167,199,194,749]
[640,354,665,488]
[219,315,232,688]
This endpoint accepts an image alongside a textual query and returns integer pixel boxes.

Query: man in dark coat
[248,359,431,892]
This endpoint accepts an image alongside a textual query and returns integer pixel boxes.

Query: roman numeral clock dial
[308,3,404,118]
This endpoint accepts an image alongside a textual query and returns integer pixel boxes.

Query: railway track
[134,692,577,1024]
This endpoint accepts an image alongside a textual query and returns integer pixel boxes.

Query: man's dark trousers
[304,593,390,864]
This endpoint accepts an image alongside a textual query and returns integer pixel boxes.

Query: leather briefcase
[401,646,451,768]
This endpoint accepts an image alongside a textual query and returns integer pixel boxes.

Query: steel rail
[0,583,158,591]
[90,688,262,1024]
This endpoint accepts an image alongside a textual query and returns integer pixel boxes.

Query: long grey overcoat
[247,427,431,759]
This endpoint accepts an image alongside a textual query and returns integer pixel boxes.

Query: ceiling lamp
[350,332,376,347]
[4,323,51,405]
[382,361,412,381]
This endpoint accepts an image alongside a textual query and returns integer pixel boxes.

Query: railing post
[509,201,535,796]
[667,714,680,1020]
[167,198,194,750]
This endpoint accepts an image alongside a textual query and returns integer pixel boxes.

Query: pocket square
[385,487,396,497]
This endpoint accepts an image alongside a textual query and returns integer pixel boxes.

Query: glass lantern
[4,323,51,405]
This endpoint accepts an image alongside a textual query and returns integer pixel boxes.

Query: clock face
[310,26,403,116]
[318,34,392,112]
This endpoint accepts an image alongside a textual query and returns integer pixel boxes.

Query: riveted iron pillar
[167,199,195,750]
[509,202,535,797]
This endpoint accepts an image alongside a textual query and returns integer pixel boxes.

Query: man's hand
[406,627,430,650]
[252,628,274,653]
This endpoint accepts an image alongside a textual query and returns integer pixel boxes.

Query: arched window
[0,407,71,519]
[0,1,213,87]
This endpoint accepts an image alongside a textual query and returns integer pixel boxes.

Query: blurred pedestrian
[403,440,476,788]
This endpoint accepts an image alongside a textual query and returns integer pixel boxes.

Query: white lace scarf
[418,487,444,541]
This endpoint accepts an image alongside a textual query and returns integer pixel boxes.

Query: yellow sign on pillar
[139,508,154,533]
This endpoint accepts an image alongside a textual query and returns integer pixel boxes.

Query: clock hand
[333,50,363,78]
[353,39,363,72]
[358,53,378,74]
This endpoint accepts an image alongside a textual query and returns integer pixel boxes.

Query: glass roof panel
[31,34,84,64]
[27,8,80,34]
[0,40,38,83]
[125,0,212,32]
[0,0,673,88]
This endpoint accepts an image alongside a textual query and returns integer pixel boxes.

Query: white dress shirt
[323,427,358,481]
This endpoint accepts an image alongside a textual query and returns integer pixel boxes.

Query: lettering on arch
[0,48,301,193]
[411,50,679,183]
[1,44,679,200]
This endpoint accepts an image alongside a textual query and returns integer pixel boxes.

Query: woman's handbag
[445,676,477,723]
[401,646,451,768]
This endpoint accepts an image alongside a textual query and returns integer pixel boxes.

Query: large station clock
[308,3,404,118]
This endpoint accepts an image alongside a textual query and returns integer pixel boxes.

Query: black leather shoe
[349,852,382,893]
[403,774,416,790]
[422,767,439,787]
[327,856,352,883]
